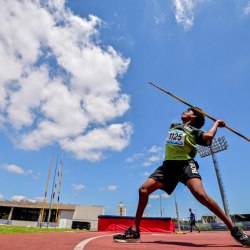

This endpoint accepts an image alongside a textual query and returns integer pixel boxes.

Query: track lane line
[73,234,113,250]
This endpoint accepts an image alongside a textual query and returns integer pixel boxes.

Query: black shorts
[149,159,201,195]
[190,221,196,226]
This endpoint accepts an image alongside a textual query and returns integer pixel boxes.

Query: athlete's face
[181,109,196,123]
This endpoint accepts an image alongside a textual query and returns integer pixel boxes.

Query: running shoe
[231,226,250,248]
[113,226,140,243]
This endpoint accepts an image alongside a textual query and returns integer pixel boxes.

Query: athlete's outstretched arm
[202,120,226,143]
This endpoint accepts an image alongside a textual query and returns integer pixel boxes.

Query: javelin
[148,81,250,142]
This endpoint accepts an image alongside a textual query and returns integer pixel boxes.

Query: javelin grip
[148,82,250,142]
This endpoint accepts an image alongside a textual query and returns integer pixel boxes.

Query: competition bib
[166,129,186,146]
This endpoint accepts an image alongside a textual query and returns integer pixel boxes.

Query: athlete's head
[181,107,205,129]
[190,107,205,129]
[189,208,192,211]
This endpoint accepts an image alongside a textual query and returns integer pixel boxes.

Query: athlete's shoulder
[191,126,210,146]
[170,123,182,129]
[186,124,203,133]
[184,125,209,145]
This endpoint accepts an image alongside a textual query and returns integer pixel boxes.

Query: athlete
[113,108,250,247]
[188,208,200,232]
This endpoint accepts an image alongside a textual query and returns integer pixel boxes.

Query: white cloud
[126,153,144,163]
[11,195,28,202]
[243,2,250,15]
[149,194,161,199]
[153,11,167,24]
[149,146,161,153]
[172,0,205,30]
[127,146,163,167]
[108,185,118,191]
[149,0,167,25]
[11,195,42,203]
[0,194,4,201]
[142,156,161,166]
[34,196,44,202]
[162,193,170,198]
[99,185,118,192]
[61,122,133,161]
[72,184,85,191]
[1,164,34,176]
[0,0,132,161]
[1,164,25,174]
[141,171,150,176]
[149,193,170,199]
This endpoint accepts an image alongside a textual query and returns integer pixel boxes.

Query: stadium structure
[0,200,104,230]
[0,200,249,231]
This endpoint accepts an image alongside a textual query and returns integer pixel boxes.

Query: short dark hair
[188,107,205,129]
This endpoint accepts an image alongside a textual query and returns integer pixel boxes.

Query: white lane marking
[73,234,112,250]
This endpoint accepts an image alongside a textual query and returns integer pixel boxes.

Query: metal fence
[175,222,250,231]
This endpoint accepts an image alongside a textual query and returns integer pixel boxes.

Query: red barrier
[98,215,175,232]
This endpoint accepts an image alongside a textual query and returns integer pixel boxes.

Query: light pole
[159,194,163,217]
[197,136,231,219]
[174,192,181,232]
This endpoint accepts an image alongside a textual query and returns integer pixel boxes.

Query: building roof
[0,200,76,210]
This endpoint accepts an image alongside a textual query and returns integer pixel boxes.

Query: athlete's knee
[138,185,150,197]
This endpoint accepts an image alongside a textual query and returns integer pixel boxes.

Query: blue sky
[0,0,249,221]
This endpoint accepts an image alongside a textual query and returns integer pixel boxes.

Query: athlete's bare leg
[186,178,234,230]
[132,178,164,232]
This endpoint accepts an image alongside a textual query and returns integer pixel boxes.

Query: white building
[117,202,126,216]
[0,200,104,230]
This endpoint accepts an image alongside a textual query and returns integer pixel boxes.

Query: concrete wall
[0,202,104,230]
[72,205,104,230]
[11,220,38,227]
[73,205,104,220]
[58,219,73,228]
[60,210,74,220]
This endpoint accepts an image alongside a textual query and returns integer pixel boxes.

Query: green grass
[0,225,78,234]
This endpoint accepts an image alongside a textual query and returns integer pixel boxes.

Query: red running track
[0,230,247,249]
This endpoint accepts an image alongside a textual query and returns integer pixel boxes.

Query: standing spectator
[189,208,200,232]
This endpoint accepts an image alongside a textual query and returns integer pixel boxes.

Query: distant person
[188,208,200,232]
[113,108,250,247]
